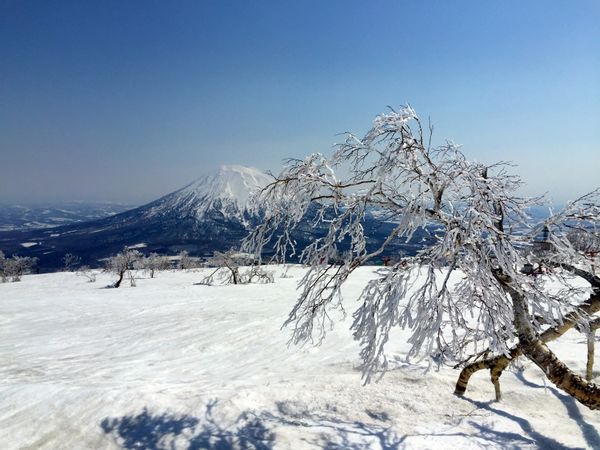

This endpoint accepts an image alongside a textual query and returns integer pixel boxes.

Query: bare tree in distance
[140,253,171,278]
[199,250,274,286]
[244,105,600,409]
[106,247,142,288]
[178,250,194,270]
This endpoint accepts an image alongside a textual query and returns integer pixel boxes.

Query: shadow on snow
[514,370,600,449]
[99,395,588,450]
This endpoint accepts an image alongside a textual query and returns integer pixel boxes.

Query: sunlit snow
[1,266,599,449]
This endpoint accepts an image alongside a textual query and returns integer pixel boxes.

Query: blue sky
[1,0,598,204]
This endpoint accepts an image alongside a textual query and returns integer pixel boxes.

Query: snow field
[1,266,599,449]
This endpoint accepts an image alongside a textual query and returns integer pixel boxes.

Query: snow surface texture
[145,165,272,223]
[1,266,599,449]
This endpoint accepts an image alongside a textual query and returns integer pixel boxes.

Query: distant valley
[0,202,136,231]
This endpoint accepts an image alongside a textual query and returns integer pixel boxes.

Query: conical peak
[146,164,271,222]
[214,165,271,189]
[189,165,271,200]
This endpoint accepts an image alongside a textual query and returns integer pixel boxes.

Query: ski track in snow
[1,266,599,449]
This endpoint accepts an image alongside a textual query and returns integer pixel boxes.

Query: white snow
[1,266,599,449]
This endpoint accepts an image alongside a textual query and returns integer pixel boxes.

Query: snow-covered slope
[1,267,599,449]
[145,165,272,223]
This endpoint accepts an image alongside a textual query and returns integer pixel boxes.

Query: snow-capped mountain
[144,165,271,223]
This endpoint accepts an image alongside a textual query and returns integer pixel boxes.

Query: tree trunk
[455,291,600,398]
[114,269,125,288]
[508,276,600,410]
[455,351,516,399]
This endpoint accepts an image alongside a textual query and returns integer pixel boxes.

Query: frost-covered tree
[568,229,600,255]
[0,252,38,282]
[106,247,142,288]
[63,253,82,272]
[244,106,600,409]
[201,250,247,285]
[178,250,194,270]
[568,230,600,276]
[200,250,273,285]
[140,253,171,278]
[243,264,275,284]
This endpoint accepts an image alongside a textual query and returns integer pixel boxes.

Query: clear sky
[1,0,598,205]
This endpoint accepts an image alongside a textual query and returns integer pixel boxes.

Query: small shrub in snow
[243,264,275,284]
[279,265,294,279]
[62,253,82,272]
[200,250,273,285]
[76,265,97,283]
[0,252,38,282]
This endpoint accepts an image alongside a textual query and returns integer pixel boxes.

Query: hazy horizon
[1,1,598,205]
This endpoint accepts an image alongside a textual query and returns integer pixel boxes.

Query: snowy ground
[1,266,599,449]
